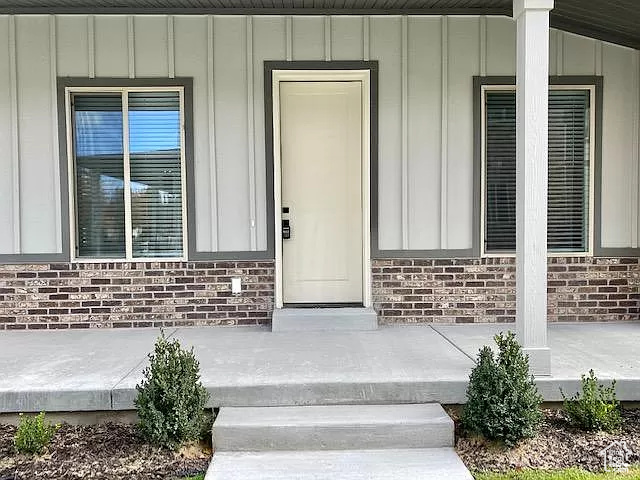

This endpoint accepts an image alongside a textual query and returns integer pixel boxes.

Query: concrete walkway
[1,322,639,412]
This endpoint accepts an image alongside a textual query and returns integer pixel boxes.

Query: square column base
[523,347,551,377]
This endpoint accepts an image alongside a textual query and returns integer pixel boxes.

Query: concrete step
[212,404,453,451]
[271,307,378,332]
[205,448,473,480]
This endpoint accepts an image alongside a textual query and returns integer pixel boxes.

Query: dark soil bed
[456,409,640,473]
[0,423,210,480]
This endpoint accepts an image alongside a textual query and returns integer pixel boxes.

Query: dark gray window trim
[56,77,203,263]
[473,75,638,258]
[264,60,379,261]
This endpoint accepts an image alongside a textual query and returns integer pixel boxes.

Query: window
[70,88,186,260]
[482,86,593,254]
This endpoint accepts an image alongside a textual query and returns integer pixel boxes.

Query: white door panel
[280,81,363,304]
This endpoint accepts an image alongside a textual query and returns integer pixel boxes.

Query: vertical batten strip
[324,16,331,61]
[285,16,292,61]
[632,50,640,248]
[440,15,449,249]
[8,15,21,253]
[363,16,370,61]
[556,30,564,76]
[401,16,409,249]
[49,15,62,253]
[594,40,603,76]
[127,16,135,78]
[637,50,640,246]
[246,16,257,250]
[207,16,219,251]
[479,15,487,77]
[87,15,95,78]
[167,16,175,79]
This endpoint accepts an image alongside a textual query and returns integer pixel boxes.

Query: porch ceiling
[0,0,638,51]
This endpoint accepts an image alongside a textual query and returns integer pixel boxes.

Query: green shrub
[135,331,209,449]
[462,331,543,447]
[14,412,59,454]
[561,369,621,432]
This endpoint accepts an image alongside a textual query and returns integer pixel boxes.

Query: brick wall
[372,257,640,324]
[0,261,274,330]
[1,257,638,329]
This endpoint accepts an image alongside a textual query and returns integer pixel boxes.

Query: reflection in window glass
[71,90,184,260]
[128,92,183,258]
[73,95,126,258]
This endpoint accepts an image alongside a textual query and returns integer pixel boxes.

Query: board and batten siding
[0,14,638,255]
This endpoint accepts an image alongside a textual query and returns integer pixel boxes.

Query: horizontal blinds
[128,92,183,258]
[72,91,184,259]
[548,91,589,251]
[73,94,126,258]
[484,89,590,253]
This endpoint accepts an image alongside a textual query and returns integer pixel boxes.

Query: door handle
[282,219,291,240]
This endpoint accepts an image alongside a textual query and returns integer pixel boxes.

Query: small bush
[561,369,621,432]
[135,331,209,449]
[462,331,543,447]
[14,412,59,454]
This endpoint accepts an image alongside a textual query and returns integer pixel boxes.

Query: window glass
[484,89,591,253]
[128,92,183,258]
[71,90,184,260]
[73,95,126,258]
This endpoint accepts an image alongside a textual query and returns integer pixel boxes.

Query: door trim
[269,67,373,309]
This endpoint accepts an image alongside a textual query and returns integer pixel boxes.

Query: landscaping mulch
[456,409,640,473]
[0,423,211,480]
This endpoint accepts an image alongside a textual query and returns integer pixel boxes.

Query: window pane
[548,90,590,251]
[73,94,126,258]
[484,89,590,253]
[128,92,183,258]
[485,91,516,253]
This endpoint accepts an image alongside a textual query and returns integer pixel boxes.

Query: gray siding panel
[174,15,211,252]
[214,16,251,251]
[371,15,402,250]
[16,15,59,254]
[94,16,128,77]
[330,16,363,61]
[406,16,441,250]
[253,16,286,251]
[0,13,638,257]
[292,16,325,61]
[0,16,13,253]
[446,16,477,250]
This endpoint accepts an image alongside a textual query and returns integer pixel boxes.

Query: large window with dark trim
[483,86,593,254]
[69,88,186,260]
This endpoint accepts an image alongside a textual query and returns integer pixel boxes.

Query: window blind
[72,90,184,260]
[484,89,590,253]
[128,92,183,258]
[73,94,126,258]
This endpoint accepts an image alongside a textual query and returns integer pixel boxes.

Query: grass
[180,475,205,480]
[474,467,640,480]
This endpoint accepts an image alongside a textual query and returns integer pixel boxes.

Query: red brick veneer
[0,261,274,329]
[372,257,640,324]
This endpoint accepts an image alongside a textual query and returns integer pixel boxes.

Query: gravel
[0,423,210,480]
[456,409,640,473]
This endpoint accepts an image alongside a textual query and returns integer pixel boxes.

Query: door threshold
[283,303,364,309]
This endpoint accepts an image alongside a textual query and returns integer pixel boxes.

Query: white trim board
[271,69,372,309]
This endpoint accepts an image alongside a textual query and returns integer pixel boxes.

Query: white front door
[279,81,363,305]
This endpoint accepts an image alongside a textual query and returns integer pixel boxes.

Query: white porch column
[514,0,553,376]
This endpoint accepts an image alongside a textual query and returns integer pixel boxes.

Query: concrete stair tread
[213,404,454,451]
[205,448,473,480]
[215,404,451,426]
[271,308,377,332]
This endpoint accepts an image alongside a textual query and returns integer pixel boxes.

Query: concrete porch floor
[0,322,639,413]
